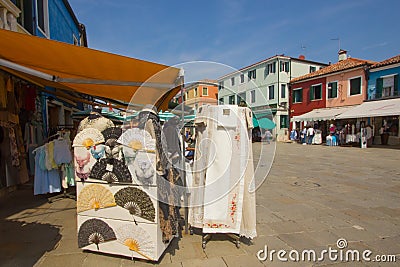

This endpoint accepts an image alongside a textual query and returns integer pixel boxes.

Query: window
[293,88,303,103]
[202,87,208,96]
[194,88,198,96]
[349,77,361,96]
[228,95,235,104]
[309,66,316,73]
[219,97,224,104]
[327,81,338,98]
[240,74,245,83]
[280,115,288,129]
[248,69,256,80]
[237,92,246,105]
[250,90,256,103]
[37,0,49,35]
[268,85,275,100]
[281,84,286,98]
[266,62,276,74]
[231,77,235,86]
[376,75,399,98]
[185,92,189,100]
[218,82,223,91]
[310,84,322,100]
[280,61,290,72]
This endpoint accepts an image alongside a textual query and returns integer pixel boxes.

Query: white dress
[189,105,257,239]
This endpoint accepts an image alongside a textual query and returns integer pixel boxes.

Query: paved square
[0,142,399,266]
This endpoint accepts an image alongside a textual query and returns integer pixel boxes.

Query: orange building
[176,80,218,111]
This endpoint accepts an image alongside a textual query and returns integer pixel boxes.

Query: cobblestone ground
[0,142,399,267]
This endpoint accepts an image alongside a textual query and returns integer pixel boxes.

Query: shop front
[336,98,400,146]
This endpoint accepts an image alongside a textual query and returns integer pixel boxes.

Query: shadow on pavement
[0,186,62,266]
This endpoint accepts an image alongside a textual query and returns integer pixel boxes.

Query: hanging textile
[33,131,74,195]
[189,105,257,239]
[137,106,179,243]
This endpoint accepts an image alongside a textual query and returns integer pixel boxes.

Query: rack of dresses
[33,130,75,202]
[188,105,257,249]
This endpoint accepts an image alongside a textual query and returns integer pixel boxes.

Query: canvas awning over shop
[0,29,182,110]
[252,110,276,129]
[336,98,400,119]
[291,106,355,122]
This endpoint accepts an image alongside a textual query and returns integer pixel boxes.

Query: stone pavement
[0,142,399,267]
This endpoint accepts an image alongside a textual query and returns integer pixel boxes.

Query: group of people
[299,126,315,145]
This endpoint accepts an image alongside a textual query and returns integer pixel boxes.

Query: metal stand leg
[227,233,240,248]
[202,233,211,249]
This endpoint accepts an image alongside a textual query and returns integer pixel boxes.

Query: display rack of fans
[73,115,178,261]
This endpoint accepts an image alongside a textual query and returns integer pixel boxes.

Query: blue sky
[69,0,400,80]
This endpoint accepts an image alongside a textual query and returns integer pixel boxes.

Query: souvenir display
[74,109,179,261]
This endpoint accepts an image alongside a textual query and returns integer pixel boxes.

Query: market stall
[0,29,186,261]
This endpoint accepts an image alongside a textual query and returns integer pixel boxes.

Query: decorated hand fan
[132,152,155,185]
[77,184,116,213]
[90,158,132,183]
[90,144,106,160]
[102,127,122,146]
[117,128,156,152]
[116,224,155,261]
[73,128,105,148]
[114,187,155,222]
[78,218,117,249]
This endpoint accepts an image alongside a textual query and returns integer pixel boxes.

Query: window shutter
[309,86,314,101]
[376,78,383,98]
[394,75,399,96]
[332,82,338,98]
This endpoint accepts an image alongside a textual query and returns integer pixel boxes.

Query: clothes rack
[47,129,76,203]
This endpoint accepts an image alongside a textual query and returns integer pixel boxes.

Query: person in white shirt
[306,126,315,145]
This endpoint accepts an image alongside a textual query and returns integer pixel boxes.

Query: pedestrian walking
[307,126,315,145]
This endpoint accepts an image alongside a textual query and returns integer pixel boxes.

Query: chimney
[338,49,347,61]
[299,55,305,60]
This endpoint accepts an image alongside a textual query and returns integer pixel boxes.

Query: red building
[290,76,327,121]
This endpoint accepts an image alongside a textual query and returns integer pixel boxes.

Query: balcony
[0,0,20,31]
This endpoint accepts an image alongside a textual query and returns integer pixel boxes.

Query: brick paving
[0,142,399,266]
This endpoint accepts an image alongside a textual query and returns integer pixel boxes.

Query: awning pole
[0,58,56,81]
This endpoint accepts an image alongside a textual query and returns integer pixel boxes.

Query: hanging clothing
[189,105,257,239]
[33,146,62,195]
[53,139,72,165]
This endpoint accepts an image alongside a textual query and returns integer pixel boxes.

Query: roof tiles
[291,58,376,83]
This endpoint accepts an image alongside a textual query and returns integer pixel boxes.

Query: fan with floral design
[77,184,116,213]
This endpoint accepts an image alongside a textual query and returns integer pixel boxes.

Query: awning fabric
[0,29,181,110]
[291,106,355,122]
[336,98,400,119]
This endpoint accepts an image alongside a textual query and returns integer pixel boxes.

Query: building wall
[368,65,400,100]
[184,82,218,110]
[48,0,80,44]
[326,68,366,108]
[290,77,327,118]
